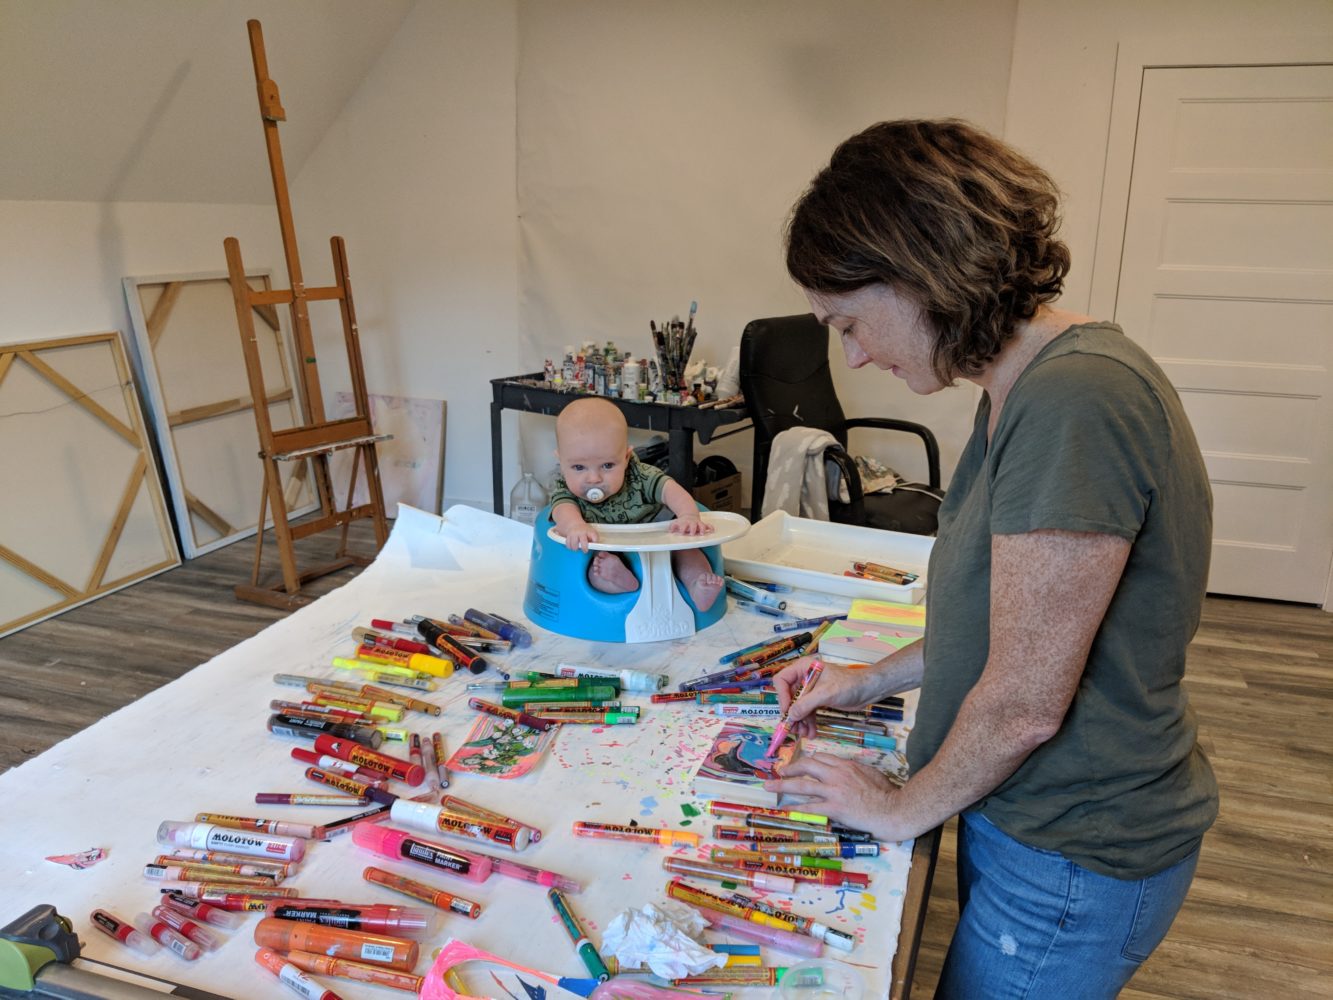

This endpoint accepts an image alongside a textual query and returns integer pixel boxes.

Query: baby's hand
[564,523,600,552]
[669,514,713,536]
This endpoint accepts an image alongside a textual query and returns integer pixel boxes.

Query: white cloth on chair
[761,427,849,520]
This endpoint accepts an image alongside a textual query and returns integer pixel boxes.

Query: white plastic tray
[547,510,751,551]
[721,510,932,603]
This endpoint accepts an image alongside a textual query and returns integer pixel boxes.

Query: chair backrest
[740,314,850,518]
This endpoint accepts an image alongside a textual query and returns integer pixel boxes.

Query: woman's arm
[767,528,1130,841]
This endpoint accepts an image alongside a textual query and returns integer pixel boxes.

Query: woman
[763,120,1218,997]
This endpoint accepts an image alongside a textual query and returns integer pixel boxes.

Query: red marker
[313,734,425,786]
[466,697,554,732]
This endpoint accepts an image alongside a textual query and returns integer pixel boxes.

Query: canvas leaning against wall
[0,332,180,637]
[123,271,318,558]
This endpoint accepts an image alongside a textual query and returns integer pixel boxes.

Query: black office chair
[740,313,943,535]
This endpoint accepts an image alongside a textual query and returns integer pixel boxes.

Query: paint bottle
[621,356,641,399]
[509,472,547,525]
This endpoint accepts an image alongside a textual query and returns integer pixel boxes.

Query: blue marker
[732,598,793,620]
[773,613,849,633]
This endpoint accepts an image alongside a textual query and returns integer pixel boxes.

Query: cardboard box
[692,472,743,514]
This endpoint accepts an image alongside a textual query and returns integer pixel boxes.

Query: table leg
[668,427,695,490]
[491,401,505,514]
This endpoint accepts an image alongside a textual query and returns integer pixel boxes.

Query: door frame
[1088,31,1333,612]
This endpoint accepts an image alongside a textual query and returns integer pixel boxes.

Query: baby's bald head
[555,397,629,453]
[555,397,632,504]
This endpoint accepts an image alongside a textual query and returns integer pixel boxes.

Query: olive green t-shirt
[906,323,1219,879]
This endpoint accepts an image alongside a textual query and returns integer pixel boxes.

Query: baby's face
[557,425,631,504]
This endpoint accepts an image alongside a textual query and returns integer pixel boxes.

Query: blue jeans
[935,812,1199,999]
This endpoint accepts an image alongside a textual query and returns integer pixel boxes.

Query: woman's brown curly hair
[785,119,1071,381]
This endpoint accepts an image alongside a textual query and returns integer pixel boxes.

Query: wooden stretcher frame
[0,331,180,637]
[122,269,318,558]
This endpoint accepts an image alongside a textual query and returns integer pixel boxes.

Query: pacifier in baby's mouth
[584,487,606,502]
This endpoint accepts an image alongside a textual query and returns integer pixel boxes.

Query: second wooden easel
[225,18,391,609]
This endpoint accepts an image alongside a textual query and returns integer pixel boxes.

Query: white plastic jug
[509,472,547,525]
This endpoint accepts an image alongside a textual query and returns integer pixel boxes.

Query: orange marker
[362,865,482,918]
[573,821,699,847]
[253,917,418,971]
[284,950,423,994]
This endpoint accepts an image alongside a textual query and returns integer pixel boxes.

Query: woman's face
[805,284,947,395]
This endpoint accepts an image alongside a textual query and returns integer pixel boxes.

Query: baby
[549,397,724,613]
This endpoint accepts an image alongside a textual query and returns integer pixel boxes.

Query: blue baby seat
[523,504,745,643]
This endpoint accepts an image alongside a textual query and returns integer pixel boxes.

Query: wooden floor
[2,527,1330,998]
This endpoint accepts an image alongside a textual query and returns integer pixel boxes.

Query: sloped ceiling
[0,0,415,204]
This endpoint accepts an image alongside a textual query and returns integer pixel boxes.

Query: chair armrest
[843,418,942,489]
[824,445,866,521]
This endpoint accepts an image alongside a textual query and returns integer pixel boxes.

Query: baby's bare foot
[589,551,640,594]
[684,570,724,612]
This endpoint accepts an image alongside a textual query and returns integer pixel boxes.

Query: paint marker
[773,613,848,633]
[765,659,825,757]
[352,823,493,883]
[548,889,610,982]
[194,813,320,840]
[390,798,531,851]
[552,662,668,692]
[283,949,424,994]
[416,620,487,674]
[268,713,383,749]
[134,913,201,960]
[149,904,223,951]
[158,820,306,862]
[661,856,795,893]
[694,909,824,958]
[252,917,418,972]
[89,910,158,956]
[463,608,534,648]
[467,697,555,732]
[314,734,425,786]
[572,821,700,847]
[723,577,787,609]
[708,801,830,825]
[159,893,241,929]
[430,731,450,788]
[264,902,429,936]
[254,947,345,1000]
[362,865,482,919]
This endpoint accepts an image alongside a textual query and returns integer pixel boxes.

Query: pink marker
[134,913,201,961]
[352,823,492,883]
[766,659,826,757]
[489,856,582,894]
[160,892,241,928]
[151,904,223,951]
[89,909,157,956]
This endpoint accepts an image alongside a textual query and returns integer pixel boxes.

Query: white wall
[513,0,1017,502]
[0,199,285,347]
[291,0,519,512]
[1006,0,1333,314]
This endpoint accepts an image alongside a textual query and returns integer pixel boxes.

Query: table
[1,506,933,999]
[490,374,751,513]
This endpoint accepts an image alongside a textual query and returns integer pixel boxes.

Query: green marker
[548,888,610,983]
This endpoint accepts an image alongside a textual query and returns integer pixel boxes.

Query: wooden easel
[225,18,390,610]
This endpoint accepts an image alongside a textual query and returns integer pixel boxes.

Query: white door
[1114,64,1333,603]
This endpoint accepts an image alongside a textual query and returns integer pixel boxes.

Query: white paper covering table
[0,505,919,999]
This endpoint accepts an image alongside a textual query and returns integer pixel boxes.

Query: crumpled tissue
[601,901,727,980]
